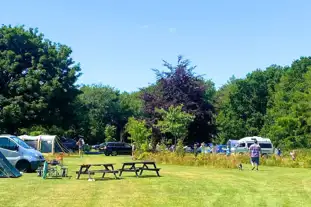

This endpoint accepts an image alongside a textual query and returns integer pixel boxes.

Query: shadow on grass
[76,177,124,182]
[119,174,162,179]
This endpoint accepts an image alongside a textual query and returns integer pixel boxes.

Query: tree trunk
[120,127,124,142]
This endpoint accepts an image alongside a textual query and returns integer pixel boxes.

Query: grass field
[0,154,311,207]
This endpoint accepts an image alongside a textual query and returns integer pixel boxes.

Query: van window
[237,143,245,147]
[247,143,252,148]
[11,136,31,149]
[259,143,272,148]
[0,138,17,151]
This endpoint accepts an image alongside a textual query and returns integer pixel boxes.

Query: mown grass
[0,154,311,207]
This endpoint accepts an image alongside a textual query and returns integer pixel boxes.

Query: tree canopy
[1,24,311,149]
[0,25,81,134]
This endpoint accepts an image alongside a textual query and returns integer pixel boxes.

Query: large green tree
[74,84,142,143]
[0,25,81,134]
[215,66,285,144]
[263,57,311,148]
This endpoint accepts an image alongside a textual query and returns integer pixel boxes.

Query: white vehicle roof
[238,136,271,143]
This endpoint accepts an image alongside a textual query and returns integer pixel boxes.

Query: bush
[134,150,311,169]
[104,125,117,142]
[83,144,91,152]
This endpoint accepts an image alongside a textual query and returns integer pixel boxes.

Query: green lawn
[0,155,311,207]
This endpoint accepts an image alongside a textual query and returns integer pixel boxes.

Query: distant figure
[226,146,231,156]
[201,142,206,154]
[249,139,261,171]
[76,135,85,158]
[194,143,198,157]
[207,145,211,153]
[277,148,282,156]
[170,145,175,152]
[290,150,296,161]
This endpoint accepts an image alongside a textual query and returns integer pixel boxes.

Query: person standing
[249,140,261,171]
[76,135,85,158]
[290,150,296,161]
[194,143,198,157]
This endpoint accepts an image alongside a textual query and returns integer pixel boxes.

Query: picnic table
[76,163,119,181]
[119,161,161,177]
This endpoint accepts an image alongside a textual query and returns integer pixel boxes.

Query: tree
[156,105,194,145]
[74,85,120,143]
[263,57,311,148]
[215,66,285,144]
[74,84,142,144]
[141,56,215,145]
[0,25,81,134]
[125,117,152,151]
[104,125,117,142]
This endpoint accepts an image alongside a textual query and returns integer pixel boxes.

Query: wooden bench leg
[102,172,106,179]
[156,170,160,177]
[119,165,125,176]
[139,169,143,176]
[88,172,94,181]
[113,172,118,179]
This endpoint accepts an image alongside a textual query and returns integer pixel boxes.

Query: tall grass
[136,149,311,169]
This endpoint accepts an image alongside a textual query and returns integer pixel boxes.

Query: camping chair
[38,158,70,179]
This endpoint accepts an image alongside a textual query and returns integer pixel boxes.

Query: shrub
[135,150,311,169]
[104,125,117,142]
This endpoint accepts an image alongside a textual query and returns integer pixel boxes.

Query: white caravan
[233,136,274,156]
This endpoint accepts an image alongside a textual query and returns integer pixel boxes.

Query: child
[290,150,296,161]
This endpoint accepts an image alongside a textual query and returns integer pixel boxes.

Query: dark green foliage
[73,84,142,144]
[215,66,285,144]
[0,25,81,134]
[263,57,311,148]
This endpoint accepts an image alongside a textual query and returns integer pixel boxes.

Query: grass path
[0,155,310,207]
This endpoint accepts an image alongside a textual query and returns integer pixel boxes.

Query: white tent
[19,135,69,154]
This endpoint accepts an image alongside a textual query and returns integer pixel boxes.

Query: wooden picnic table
[119,161,161,177]
[76,163,119,180]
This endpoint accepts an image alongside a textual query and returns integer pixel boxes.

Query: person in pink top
[249,139,261,171]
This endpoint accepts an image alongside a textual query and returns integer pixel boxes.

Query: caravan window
[0,138,17,150]
[259,143,272,148]
[237,143,245,147]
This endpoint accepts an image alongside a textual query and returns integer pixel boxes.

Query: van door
[0,137,20,166]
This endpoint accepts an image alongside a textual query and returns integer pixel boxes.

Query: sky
[1,0,311,91]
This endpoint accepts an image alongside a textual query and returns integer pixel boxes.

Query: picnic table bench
[76,163,119,181]
[119,161,161,177]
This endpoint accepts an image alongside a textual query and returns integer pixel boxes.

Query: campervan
[233,136,274,156]
[0,134,45,172]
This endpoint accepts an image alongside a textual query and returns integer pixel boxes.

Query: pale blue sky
[1,0,311,91]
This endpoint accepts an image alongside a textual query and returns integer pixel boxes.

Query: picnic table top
[78,163,115,167]
[122,161,156,165]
